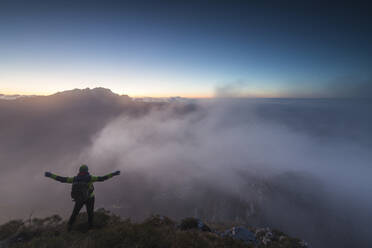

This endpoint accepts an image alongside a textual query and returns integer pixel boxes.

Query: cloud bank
[1,89,371,248]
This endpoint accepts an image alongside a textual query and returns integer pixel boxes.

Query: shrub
[0,220,23,240]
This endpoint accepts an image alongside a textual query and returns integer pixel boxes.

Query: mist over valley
[1,88,371,247]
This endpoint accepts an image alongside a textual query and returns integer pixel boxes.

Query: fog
[1,89,371,247]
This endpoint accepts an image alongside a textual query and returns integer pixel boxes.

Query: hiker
[44,164,120,231]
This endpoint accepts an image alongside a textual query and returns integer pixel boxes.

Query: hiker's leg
[86,197,95,228]
[68,201,84,230]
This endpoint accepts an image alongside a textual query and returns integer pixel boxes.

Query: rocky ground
[0,209,308,248]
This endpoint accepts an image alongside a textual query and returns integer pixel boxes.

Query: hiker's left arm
[91,171,120,182]
[45,172,73,183]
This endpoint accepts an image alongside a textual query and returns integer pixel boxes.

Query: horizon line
[1,88,370,100]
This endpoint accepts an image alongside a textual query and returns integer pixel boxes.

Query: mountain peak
[54,87,117,97]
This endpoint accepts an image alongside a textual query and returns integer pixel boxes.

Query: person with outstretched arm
[45,164,120,231]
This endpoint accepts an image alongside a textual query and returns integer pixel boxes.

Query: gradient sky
[1,0,371,97]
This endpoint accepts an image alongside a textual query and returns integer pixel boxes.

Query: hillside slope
[0,209,307,248]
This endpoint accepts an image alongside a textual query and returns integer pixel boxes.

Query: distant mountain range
[0,88,192,103]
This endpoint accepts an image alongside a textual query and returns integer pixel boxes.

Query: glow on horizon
[0,70,321,99]
[0,68,217,98]
[0,87,214,98]
[0,87,290,99]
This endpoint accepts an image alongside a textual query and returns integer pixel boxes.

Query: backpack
[71,180,90,202]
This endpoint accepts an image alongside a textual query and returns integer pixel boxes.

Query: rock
[255,227,273,245]
[222,226,256,245]
[255,227,309,248]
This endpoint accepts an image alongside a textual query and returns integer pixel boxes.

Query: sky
[1,0,371,97]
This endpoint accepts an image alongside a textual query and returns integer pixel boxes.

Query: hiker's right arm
[44,172,73,183]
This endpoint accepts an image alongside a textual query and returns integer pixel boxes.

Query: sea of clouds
[1,91,371,247]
